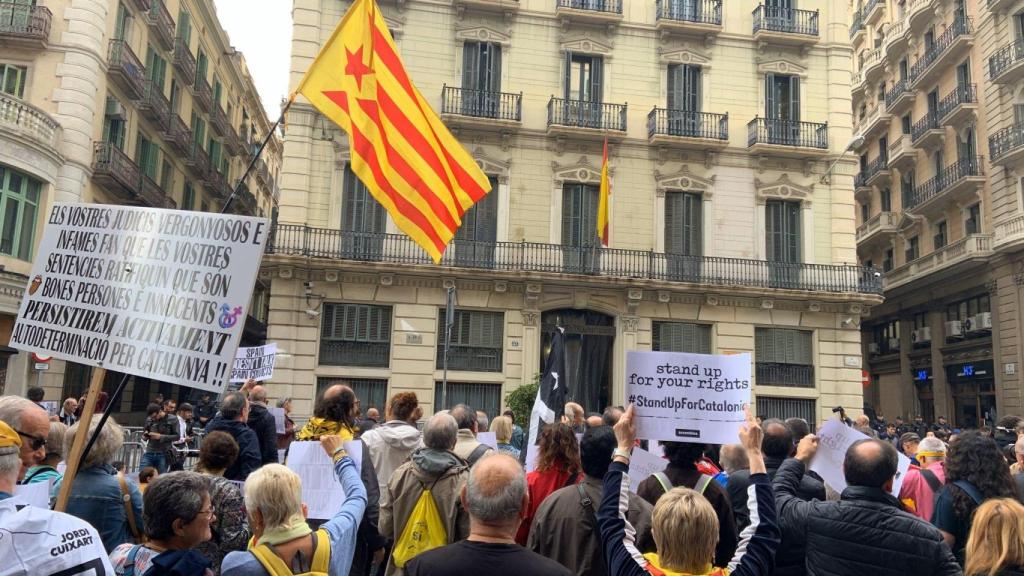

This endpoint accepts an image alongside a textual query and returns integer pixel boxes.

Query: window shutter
[665,192,684,254]
[685,66,701,111]
[590,57,603,103]
[463,42,480,90]
[765,73,776,119]
[789,76,800,122]
[582,184,599,246]
[766,201,781,261]
[667,65,682,110]
[487,44,502,93]
[562,184,580,246]
[564,51,573,100]
[785,201,801,262]
[476,178,498,243]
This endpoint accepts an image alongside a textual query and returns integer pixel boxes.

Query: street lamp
[821,135,866,184]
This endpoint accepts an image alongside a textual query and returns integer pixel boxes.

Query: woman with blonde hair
[491,415,519,460]
[965,498,1024,576]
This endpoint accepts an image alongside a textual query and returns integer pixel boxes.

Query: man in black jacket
[205,391,262,480]
[246,384,279,465]
[775,435,961,576]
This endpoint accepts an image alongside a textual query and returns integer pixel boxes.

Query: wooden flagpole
[55,366,107,511]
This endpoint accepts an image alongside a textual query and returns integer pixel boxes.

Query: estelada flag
[294,0,491,263]
[597,138,610,246]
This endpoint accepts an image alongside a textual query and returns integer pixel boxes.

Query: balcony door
[667,64,701,136]
[927,89,939,119]
[462,42,501,118]
[562,182,601,273]
[666,0,702,21]
[765,73,800,144]
[766,200,801,288]
[341,166,386,261]
[959,128,976,163]
[765,0,794,28]
[665,191,702,281]
[564,53,603,128]
[451,175,498,267]
[0,0,34,33]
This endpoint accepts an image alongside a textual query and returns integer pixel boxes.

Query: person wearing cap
[900,432,921,466]
[898,436,947,520]
[0,419,115,574]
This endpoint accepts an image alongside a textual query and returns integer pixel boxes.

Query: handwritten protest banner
[10,203,268,393]
[627,447,668,493]
[230,343,277,383]
[810,417,911,497]
[626,351,751,445]
[286,440,363,520]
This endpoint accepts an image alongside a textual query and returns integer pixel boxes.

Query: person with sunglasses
[0,396,51,481]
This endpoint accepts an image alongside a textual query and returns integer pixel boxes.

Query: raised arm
[771,434,818,543]
[319,435,368,576]
[726,407,780,576]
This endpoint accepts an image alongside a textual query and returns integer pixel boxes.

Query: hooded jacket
[246,402,279,465]
[205,416,262,481]
[380,448,470,576]
[361,421,422,508]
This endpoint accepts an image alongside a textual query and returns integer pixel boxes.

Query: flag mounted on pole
[597,139,611,246]
[293,0,492,263]
[525,327,567,471]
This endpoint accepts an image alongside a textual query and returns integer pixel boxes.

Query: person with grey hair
[0,395,51,481]
[245,384,279,465]
[0,419,115,574]
[406,453,571,576]
[898,435,948,520]
[476,410,490,433]
[23,421,67,486]
[380,413,469,576]
[109,471,216,575]
[58,415,145,553]
[205,391,261,481]
[451,404,493,465]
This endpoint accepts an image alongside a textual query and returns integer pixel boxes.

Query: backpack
[392,478,448,568]
[466,443,490,467]
[250,529,330,576]
[653,472,713,496]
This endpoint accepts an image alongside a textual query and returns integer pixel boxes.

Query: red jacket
[515,467,577,545]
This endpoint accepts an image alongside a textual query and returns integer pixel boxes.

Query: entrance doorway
[947,361,996,429]
[540,309,615,414]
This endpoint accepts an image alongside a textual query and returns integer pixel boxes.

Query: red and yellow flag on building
[294,0,492,263]
[597,139,611,246]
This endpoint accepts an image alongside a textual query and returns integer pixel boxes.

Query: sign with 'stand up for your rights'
[10,203,269,393]
[626,350,752,445]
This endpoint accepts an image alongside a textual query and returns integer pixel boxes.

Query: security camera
[305,308,321,318]
[873,271,882,278]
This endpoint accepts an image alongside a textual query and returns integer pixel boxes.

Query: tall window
[898,59,909,80]
[755,328,814,388]
[320,303,392,367]
[437,310,503,372]
[956,60,971,87]
[880,188,891,212]
[934,221,947,249]
[901,114,911,134]
[463,41,501,93]
[190,112,206,149]
[653,322,711,354]
[883,248,894,271]
[170,78,181,113]
[665,191,702,280]
[0,63,26,98]
[861,203,870,223]
[177,8,191,45]
[0,165,40,261]
[901,171,915,206]
[213,78,223,107]
[758,397,816,428]
[452,175,498,266]
[966,203,981,234]
[207,138,222,171]
[905,236,919,262]
[196,49,208,84]
[667,65,700,111]
[145,46,167,91]
[959,128,976,161]
[562,182,600,272]
[765,73,799,121]
[182,182,195,211]
[103,97,127,150]
[114,2,132,41]
[342,165,386,260]
[160,158,172,192]
[135,133,159,180]
[927,89,939,117]
[565,53,602,102]
[766,200,800,262]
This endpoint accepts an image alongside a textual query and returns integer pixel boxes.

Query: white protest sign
[286,440,363,520]
[10,204,269,393]
[40,401,59,417]
[230,343,277,383]
[627,447,668,493]
[626,351,752,445]
[476,432,497,450]
[270,407,286,434]
[14,480,53,508]
[810,417,912,497]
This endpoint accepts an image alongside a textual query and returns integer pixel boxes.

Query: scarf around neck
[295,418,354,442]
[254,513,314,547]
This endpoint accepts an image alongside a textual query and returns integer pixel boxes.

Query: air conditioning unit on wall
[888,337,900,351]
[912,327,931,344]
[976,312,993,330]
[946,320,964,338]
[868,343,880,354]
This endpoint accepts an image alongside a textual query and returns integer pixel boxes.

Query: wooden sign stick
[55,366,106,511]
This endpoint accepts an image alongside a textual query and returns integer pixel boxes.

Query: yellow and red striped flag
[597,139,611,246]
[294,0,491,263]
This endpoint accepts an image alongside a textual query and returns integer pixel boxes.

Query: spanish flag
[294,0,491,263]
[597,139,611,246]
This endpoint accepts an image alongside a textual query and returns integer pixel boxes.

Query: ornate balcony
[225,127,246,157]
[860,48,886,86]
[107,40,146,100]
[0,2,51,49]
[865,155,890,187]
[647,109,728,150]
[554,0,622,25]
[193,74,213,113]
[267,225,884,295]
[909,17,973,89]
[452,0,518,15]
[911,113,944,149]
[885,233,993,292]
[752,5,819,47]
[863,0,885,25]
[849,9,864,42]
[230,180,258,216]
[137,172,175,208]
[989,123,1024,167]
[210,103,231,138]
[888,135,916,171]
[990,0,1016,13]
[92,142,140,201]
[857,101,890,141]
[990,40,1024,84]
[907,0,934,34]
[904,156,984,218]
[440,86,522,131]
[0,93,61,155]
[136,79,170,132]
[184,139,211,178]
[547,97,627,138]
[854,171,871,201]
[747,117,828,158]
[162,112,191,155]
[655,0,722,37]
[203,168,230,202]
[884,78,914,117]
[145,0,175,52]
[857,211,899,246]
[884,18,909,61]
[255,158,271,188]
[172,38,196,86]
[938,83,977,128]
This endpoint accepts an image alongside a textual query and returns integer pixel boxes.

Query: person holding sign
[220,435,367,576]
[598,406,778,576]
[773,433,961,575]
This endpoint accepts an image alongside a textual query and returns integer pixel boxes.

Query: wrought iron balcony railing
[92,141,140,197]
[990,39,1024,81]
[172,37,196,85]
[210,103,231,138]
[163,112,191,154]
[556,0,622,14]
[436,346,503,372]
[547,97,627,131]
[866,155,888,179]
[747,117,828,149]
[441,86,522,122]
[910,17,972,82]
[193,74,213,113]
[990,123,1024,162]
[905,156,984,209]
[937,83,977,119]
[752,4,819,36]
[655,0,722,25]
[849,9,864,38]
[884,78,911,108]
[0,2,51,45]
[911,113,942,143]
[107,39,146,99]
[145,0,175,51]
[137,79,170,131]
[647,108,728,140]
[320,340,391,367]
[756,362,815,387]
[266,225,884,295]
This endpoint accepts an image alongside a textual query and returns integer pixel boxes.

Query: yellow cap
[0,420,22,449]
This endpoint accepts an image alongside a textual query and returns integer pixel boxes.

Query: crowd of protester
[7,386,1024,576]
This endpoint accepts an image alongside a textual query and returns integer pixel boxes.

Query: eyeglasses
[16,430,47,451]
[197,506,216,517]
